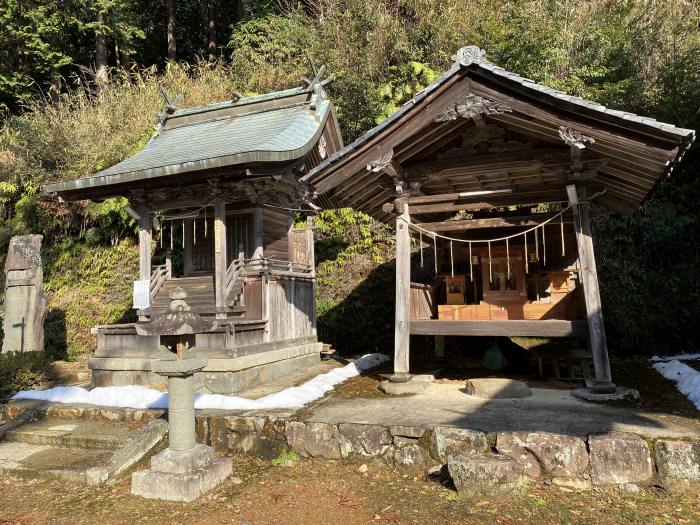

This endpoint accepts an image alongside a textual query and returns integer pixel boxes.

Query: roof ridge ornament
[158,84,183,115]
[302,53,335,110]
[452,46,490,67]
[433,93,511,122]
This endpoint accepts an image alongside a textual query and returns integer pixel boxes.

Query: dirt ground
[1,455,699,525]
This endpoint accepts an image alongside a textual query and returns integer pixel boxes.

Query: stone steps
[0,404,168,485]
[4,419,135,450]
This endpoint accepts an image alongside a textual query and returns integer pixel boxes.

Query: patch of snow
[12,353,389,411]
[652,359,700,411]
[650,353,700,362]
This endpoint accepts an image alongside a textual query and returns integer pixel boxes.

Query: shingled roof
[303,46,695,218]
[44,84,340,200]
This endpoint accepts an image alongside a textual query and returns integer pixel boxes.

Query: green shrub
[0,352,51,400]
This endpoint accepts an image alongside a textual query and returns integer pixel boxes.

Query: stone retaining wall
[206,414,700,492]
[3,400,699,493]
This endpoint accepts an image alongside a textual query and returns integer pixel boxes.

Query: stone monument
[2,235,45,354]
[131,287,232,502]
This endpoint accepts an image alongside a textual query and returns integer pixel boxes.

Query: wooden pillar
[307,216,317,337]
[139,211,152,283]
[214,200,228,320]
[136,210,152,319]
[434,335,445,360]
[183,218,194,275]
[253,207,264,260]
[566,185,615,393]
[392,206,411,381]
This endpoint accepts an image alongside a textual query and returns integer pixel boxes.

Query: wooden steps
[148,274,245,317]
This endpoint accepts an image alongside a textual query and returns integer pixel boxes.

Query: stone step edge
[4,427,130,451]
[0,419,168,486]
[1,400,164,425]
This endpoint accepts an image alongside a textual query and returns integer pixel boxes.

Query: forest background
[0,0,698,377]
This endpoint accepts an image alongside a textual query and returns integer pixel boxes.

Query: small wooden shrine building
[44,72,342,393]
[303,46,695,393]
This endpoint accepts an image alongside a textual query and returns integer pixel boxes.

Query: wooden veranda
[304,46,695,393]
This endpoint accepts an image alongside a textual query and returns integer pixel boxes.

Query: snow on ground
[13,353,389,411]
[652,359,700,411]
[650,353,700,362]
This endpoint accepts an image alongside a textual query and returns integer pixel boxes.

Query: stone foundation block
[496,432,588,479]
[131,454,232,502]
[464,378,532,399]
[448,454,525,495]
[589,432,654,486]
[285,421,351,459]
[338,423,392,456]
[394,444,433,473]
[654,439,700,484]
[430,426,488,463]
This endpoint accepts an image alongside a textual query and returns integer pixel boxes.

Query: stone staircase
[149,275,246,317]
[0,400,167,485]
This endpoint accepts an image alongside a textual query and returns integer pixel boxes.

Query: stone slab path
[303,383,700,439]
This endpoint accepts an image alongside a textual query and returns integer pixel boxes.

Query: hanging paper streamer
[542,224,546,266]
[560,213,565,256]
[524,231,529,274]
[169,221,174,251]
[419,231,424,267]
[535,226,539,261]
[450,241,454,277]
[204,207,208,238]
[433,233,438,274]
[181,220,185,249]
[505,238,510,277]
[469,242,473,282]
[159,218,163,249]
[488,241,492,283]
[194,218,197,245]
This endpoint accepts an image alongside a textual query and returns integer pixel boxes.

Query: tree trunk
[95,10,109,88]
[166,0,176,60]
[207,0,217,62]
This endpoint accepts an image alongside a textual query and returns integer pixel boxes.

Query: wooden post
[392,206,411,381]
[214,200,228,320]
[139,211,152,283]
[137,210,152,320]
[183,218,194,275]
[434,335,445,360]
[566,185,615,393]
[253,207,264,260]
[307,216,317,336]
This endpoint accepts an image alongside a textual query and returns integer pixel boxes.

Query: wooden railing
[243,257,313,277]
[224,254,245,298]
[149,260,171,302]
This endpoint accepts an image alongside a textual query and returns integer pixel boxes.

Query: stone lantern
[131,287,232,502]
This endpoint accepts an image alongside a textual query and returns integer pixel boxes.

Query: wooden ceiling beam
[415,212,561,231]
[408,189,571,215]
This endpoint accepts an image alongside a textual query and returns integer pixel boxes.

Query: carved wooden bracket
[433,94,512,123]
[559,126,595,177]
[367,148,394,172]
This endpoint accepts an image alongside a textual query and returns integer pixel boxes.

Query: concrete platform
[303,383,700,439]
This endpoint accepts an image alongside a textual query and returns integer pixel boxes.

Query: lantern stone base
[131,444,232,502]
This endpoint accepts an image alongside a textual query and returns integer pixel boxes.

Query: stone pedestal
[131,444,232,502]
[2,235,45,353]
[131,354,232,501]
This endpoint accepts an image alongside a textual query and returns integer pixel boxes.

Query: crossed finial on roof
[158,84,183,114]
[302,54,334,110]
